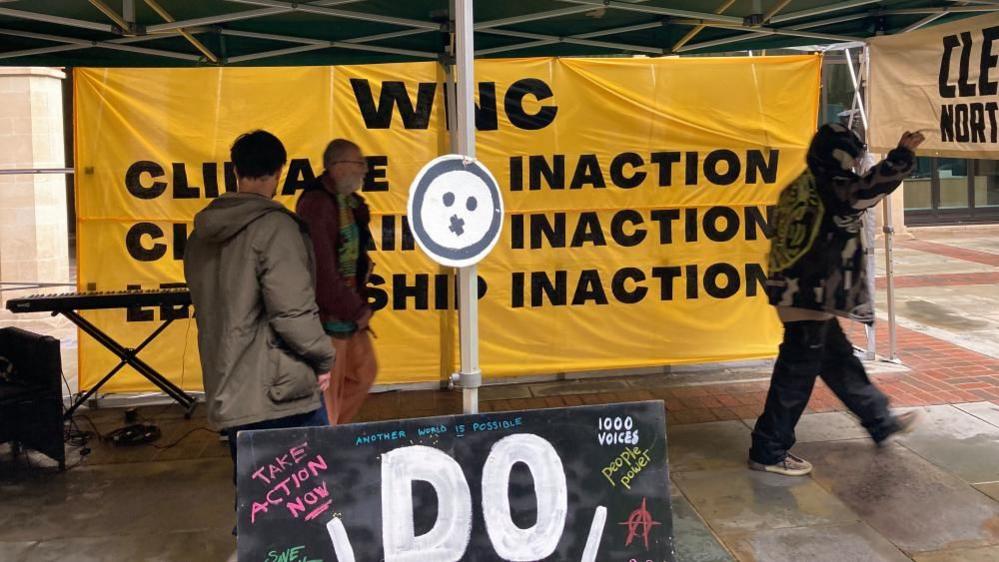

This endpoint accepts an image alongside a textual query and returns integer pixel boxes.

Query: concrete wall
[0,67,77,394]
[0,67,70,284]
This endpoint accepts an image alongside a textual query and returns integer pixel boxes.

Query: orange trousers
[323,330,377,425]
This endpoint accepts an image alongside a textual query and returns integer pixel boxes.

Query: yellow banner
[74,55,820,392]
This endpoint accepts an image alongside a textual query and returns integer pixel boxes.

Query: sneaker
[877,410,921,447]
[748,453,813,476]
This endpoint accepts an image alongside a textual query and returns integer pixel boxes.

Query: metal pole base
[452,370,481,414]
[462,388,479,414]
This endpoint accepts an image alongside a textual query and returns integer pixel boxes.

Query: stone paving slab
[529,378,632,397]
[976,482,999,503]
[878,271,999,289]
[667,421,752,473]
[0,541,37,561]
[478,383,533,400]
[899,240,999,267]
[722,522,911,562]
[953,238,999,256]
[671,468,857,535]
[912,545,999,562]
[670,493,735,562]
[17,529,234,562]
[875,246,995,276]
[876,283,999,360]
[789,411,874,443]
[893,405,999,484]
[895,293,993,333]
[957,401,999,428]
[795,440,999,554]
[739,411,871,444]
[0,458,232,542]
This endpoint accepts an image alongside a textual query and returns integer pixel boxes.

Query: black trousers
[750,319,897,465]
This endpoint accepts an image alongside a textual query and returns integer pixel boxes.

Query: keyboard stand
[61,309,198,420]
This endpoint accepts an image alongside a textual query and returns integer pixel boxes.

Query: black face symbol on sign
[444,191,479,237]
[409,156,504,268]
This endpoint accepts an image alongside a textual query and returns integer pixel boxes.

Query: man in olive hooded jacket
[184,130,334,455]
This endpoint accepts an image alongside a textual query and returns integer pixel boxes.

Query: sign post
[407,152,503,414]
[455,0,482,414]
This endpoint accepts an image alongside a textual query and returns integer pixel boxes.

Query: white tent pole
[883,184,899,361]
[863,44,899,361]
[845,48,868,129]
[846,46,877,360]
[442,26,461,393]
[454,0,481,414]
[870,44,900,362]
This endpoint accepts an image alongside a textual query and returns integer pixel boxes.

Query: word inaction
[511,263,767,308]
[510,150,779,190]
[122,205,772,265]
[510,206,773,249]
[121,261,766,326]
[939,25,999,144]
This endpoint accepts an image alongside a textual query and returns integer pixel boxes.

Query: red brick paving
[363,316,999,426]
[475,320,999,426]
[522,308,996,425]
[876,271,999,289]
[898,239,999,267]
[356,238,999,427]
[370,334,999,427]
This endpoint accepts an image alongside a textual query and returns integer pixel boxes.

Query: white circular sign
[407,154,504,268]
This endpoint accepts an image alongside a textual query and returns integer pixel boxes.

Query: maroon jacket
[295,175,373,327]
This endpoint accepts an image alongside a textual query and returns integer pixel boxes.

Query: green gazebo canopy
[0,0,991,67]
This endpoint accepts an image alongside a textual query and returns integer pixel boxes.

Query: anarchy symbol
[618,497,661,550]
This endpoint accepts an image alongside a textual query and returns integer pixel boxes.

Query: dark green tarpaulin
[0,0,992,67]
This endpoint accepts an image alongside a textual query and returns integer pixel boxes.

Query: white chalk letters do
[326,433,606,561]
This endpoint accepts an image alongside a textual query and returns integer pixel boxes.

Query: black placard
[236,401,674,562]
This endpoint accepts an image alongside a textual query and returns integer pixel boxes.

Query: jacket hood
[193,192,295,243]
[807,123,866,182]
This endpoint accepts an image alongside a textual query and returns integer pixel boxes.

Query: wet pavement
[2,400,998,561]
[0,226,996,561]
